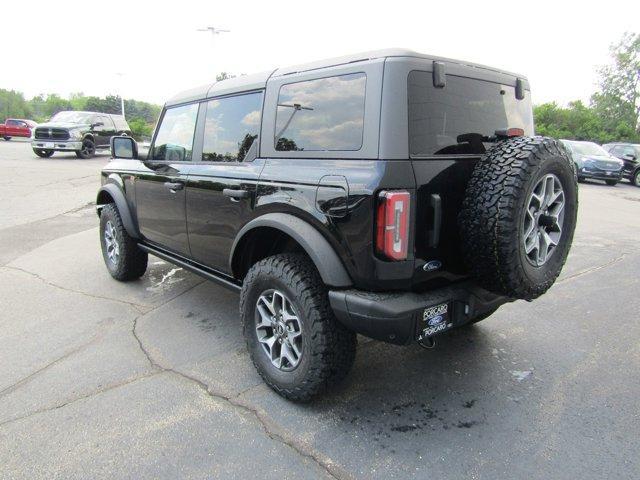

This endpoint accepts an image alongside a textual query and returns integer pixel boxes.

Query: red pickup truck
[1,119,37,140]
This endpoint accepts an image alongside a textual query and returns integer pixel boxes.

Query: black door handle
[223,188,250,199]
[164,181,184,192]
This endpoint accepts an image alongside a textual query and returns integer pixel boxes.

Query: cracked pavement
[1,139,639,479]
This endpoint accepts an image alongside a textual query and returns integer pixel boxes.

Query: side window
[611,146,622,156]
[202,92,263,162]
[274,73,366,151]
[151,103,199,162]
[7,119,18,126]
[622,146,635,157]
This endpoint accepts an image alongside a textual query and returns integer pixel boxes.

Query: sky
[2,0,639,107]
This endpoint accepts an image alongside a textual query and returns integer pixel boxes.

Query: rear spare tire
[458,136,578,301]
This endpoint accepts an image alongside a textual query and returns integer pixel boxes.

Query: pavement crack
[131,315,349,480]
[0,372,160,429]
[0,333,104,398]
[557,252,631,284]
[2,265,149,313]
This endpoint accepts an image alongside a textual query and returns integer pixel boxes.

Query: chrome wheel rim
[255,289,303,371]
[523,173,565,267]
[104,221,120,265]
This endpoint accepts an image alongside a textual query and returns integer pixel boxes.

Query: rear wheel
[240,253,356,401]
[3,136,11,141]
[33,149,54,158]
[99,203,148,281]
[76,138,96,159]
[633,170,640,187]
[605,180,618,186]
[459,136,578,300]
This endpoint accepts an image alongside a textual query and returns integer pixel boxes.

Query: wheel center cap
[275,323,285,336]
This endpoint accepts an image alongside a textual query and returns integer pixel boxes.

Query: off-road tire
[458,136,578,301]
[240,253,357,401]
[33,148,54,158]
[76,138,96,159]
[99,203,148,281]
[605,180,618,186]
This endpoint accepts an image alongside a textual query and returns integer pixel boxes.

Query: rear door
[135,102,200,256]
[185,91,264,273]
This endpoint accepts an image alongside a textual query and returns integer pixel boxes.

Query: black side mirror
[111,136,138,159]
[622,153,637,161]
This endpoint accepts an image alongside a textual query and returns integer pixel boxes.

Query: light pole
[196,27,230,79]
[115,72,126,118]
[196,26,230,37]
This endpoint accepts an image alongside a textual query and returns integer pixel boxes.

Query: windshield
[565,141,609,157]
[50,111,94,124]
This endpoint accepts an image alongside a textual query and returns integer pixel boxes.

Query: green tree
[0,89,32,119]
[591,32,640,141]
[216,72,235,82]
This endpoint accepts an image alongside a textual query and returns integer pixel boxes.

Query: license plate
[44,142,54,148]
[417,302,453,340]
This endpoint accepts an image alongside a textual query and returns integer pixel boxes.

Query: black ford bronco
[97,49,578,401]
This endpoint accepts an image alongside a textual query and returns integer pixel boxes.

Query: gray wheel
[76,138,96,159]
[523,173,565,267]
[459,136,578,300]
[33,148,54,158]
[241,253,356,401]
[103,220,120,266]
[100,204,148,281]
[633,170,640,187]
[255,289,303,371]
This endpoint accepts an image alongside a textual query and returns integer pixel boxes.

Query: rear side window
[275,73,366,151]
[151,103,199,161]
[408,71,533,156]
[202,92,263,162]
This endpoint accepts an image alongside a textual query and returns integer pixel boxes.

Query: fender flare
[230,213,353,288]
[96,183,140,238]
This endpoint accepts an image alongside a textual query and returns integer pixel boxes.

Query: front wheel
[76,138,96,159]
[633,170,640,187]
[3,136,11,141]
[605,180,618,186]
[33,149,54,158]
[99,204,148,281]
[240,254,356,401]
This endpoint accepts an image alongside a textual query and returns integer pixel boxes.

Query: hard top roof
[166,48,528,107]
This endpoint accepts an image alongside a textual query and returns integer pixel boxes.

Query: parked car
[602,143,640,187]
[1,118,37,140]
[560,140,623,186]
[96,49,578,401]
[31,111,131,159]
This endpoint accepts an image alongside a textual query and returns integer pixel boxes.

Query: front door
[135,103,200,256]
[186,92,264,273]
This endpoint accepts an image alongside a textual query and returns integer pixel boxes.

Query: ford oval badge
[423,260,442,272]
[428,315,444,326]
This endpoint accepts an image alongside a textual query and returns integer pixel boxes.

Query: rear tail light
[375,190,410,261]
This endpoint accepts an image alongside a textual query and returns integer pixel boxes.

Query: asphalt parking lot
[0,138,638,480]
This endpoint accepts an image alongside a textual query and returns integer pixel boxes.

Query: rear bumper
[328,282,510,345]
[32,140,82,151]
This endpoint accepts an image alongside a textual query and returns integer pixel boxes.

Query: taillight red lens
[375,190,410,261]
